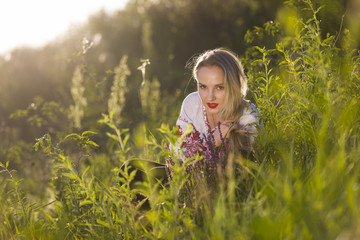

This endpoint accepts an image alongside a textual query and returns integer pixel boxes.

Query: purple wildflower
[165,122,230,191]
[165,157,175,181]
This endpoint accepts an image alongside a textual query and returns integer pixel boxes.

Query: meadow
[1,0,360,239]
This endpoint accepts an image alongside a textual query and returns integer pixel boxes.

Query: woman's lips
[207,103,218,109]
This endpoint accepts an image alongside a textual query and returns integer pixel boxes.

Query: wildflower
[166,123,229,190]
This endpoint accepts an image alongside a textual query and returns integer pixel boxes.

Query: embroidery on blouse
[178,115,190,124]
[201,104,207,124]
[201,104,219,131]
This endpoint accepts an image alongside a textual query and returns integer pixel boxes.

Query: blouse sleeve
[176,103,191,135]
[176,92,200,135]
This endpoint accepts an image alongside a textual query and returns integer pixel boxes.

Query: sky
[0,0,129,56]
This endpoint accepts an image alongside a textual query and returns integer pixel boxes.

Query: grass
[1,0,360,239]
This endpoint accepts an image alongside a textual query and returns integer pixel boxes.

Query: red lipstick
[207,103,218,109]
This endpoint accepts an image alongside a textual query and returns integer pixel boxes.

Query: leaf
[81,166,90,180]
[255,46,265,53]
[123,134,130,146]
[96,219,110,228]
[81,131,97,136]
[45,213,55,223]
[106,132,119,142]
[80,200,93,206]
[62,172,78,180]
[121,128,129,134]
[65,133,81,140]
[86,140,99,148]
[33,142,40,151]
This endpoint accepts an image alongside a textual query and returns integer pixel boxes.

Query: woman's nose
[207,90,215,101]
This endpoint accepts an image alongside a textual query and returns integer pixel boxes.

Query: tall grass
[1,0,360,239]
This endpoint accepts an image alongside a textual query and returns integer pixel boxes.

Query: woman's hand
[214,120,237,146]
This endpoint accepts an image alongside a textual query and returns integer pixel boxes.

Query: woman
[120,48,257,202]
[176,48,258,155]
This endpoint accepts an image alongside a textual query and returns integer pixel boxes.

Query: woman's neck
[206,112,220,130]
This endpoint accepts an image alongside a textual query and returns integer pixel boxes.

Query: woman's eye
[217,86,224,90]
[199,84,206,89]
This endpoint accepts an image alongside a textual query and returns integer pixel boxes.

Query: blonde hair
[192,48,248,121]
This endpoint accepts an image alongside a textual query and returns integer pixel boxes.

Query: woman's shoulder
[182,91,200,105]
[242,99,258,116]
[238,100,258,128]
[180,91,202,112]
[177,91,205,132]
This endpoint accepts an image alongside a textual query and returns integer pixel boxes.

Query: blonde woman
[177,48,258,154]
[120,48,258,200]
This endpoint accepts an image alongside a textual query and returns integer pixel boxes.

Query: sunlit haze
[0,0,129,55]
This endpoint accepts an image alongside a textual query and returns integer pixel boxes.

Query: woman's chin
[206,107,220,115]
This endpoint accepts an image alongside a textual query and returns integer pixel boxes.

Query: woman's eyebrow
[198,82,224,86]
[198,82,223,84]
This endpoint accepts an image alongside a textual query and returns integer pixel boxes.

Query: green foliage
[98,113,130,157]
[10,96,66,134]
[69,65,87,129]
[246,0,360,169]
[1,0,360,239]
[108,55,130,126]
[0,162,40,239]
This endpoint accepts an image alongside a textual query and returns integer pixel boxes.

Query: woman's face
[197,65,226,116]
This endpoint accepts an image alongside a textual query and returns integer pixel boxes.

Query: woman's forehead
[196,65,224,80]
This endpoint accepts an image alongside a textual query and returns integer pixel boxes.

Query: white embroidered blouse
[176,91,259,150]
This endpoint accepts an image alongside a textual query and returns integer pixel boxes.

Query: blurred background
[0,0,358,195]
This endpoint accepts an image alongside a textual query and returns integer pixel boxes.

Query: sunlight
[0,0,129,55]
